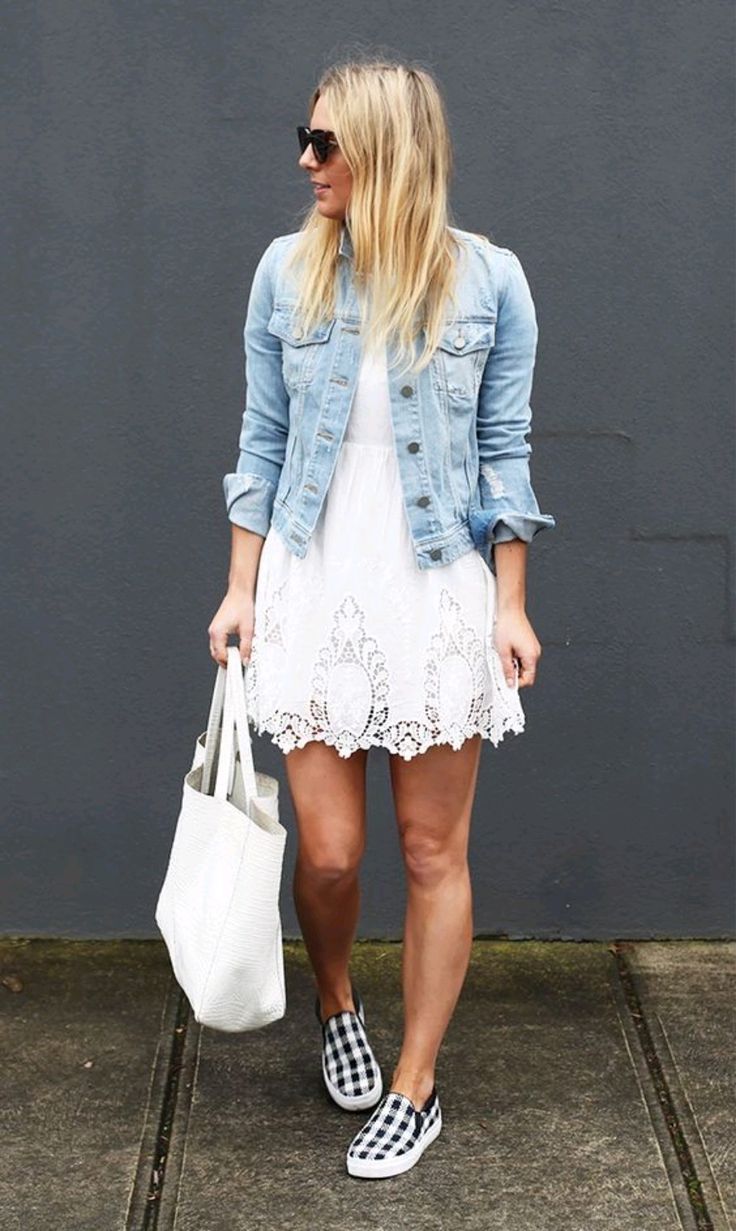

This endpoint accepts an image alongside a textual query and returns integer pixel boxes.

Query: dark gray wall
[2,3,734,939]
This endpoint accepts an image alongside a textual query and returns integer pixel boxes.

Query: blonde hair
[285,56,470,376]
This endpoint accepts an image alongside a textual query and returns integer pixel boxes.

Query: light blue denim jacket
[223,223,556,572]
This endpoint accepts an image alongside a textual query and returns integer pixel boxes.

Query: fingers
[517,655,537,688]
[208,590,256,668]
[208,621,254,668]
[208,622,229,668]
[498,646,541,689]
[500,650,518,689]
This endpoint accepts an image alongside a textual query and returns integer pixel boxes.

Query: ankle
[389,1065,436,1108]
[316,979,356,1023]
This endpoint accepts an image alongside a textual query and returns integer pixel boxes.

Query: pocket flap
[437,318,496,355]
[267,307,335,347]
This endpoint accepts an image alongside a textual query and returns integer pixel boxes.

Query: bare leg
[387,734,482,1107]
[284,741,369,1022]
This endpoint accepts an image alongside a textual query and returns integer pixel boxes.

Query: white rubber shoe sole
[323,1056,384,1111]
[317,984,383,1111]
[346,1107,443,1178]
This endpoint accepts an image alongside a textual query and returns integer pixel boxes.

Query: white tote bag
[155,646,287,1031]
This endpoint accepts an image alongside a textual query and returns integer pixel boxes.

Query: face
[298,94,352,221]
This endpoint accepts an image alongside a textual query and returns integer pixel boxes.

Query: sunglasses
[297,126,339,164]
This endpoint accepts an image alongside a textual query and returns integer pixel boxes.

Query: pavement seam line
[156,1006,203,1230]
[609,967,697,1231]
[144,987,192,1229]
[611,942,714,1231]
[126,978,193,1230]
[649,1007,734,1230]
[125,972,183,1228]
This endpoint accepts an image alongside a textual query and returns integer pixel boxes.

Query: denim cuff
[223,472,276,539]
[486,510,557,544]
[469,456,556,550]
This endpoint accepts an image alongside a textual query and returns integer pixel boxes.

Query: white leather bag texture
[155,646,287,1031]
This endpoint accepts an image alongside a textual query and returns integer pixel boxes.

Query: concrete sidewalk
[0,940,733,1231]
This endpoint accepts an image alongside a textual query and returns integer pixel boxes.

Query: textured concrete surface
[174,943,685,1231]
[0,940,733,1230]
[627,942,736,1229]
[0,940,174,1231]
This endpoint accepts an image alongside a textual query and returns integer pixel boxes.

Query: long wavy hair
[284,56,475,376]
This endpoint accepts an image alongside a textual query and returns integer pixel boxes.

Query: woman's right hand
[208,586,255,668]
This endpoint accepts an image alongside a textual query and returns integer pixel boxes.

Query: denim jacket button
[292,326,303,339]
[430,548,443,560]
[453,335,466,348]
[400,384,414,397]
[407,441,420,453]
[417,495,430,507]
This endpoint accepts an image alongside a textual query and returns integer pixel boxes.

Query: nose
[299,142,320,173]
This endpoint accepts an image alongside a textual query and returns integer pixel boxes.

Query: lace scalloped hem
[244,706,526,761]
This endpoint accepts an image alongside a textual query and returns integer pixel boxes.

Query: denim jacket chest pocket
[433,317,496,407]
[267,304,335,394]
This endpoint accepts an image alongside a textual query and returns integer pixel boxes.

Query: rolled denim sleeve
[223,238,290,537]
[472,249,556,552]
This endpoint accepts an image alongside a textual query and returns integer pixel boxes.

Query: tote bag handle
[214,647,258,806]
[199,660,227,797]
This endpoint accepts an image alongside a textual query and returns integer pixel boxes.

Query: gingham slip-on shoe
[315,984,383,1111]
[346,1085,442,1178]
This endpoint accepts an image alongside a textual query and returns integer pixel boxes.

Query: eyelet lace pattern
[243,342,526,761]
[244,574,525,760]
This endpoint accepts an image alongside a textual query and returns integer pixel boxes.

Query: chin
[317,201,344,219]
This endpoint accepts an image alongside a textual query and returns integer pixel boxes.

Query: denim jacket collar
[338,221,354,261]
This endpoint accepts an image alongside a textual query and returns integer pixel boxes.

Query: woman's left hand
[493,608,542,689]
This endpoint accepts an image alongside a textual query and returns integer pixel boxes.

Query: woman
[208,57,556,1180]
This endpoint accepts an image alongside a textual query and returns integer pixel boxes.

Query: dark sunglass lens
[313,135,330,162]
[297,126,332,162]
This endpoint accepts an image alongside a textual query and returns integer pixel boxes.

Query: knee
[399,822,463,889]
[298,842,362,886]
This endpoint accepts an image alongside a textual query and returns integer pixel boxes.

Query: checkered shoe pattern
[346,1085,443,1178]
[316,985,383,1111]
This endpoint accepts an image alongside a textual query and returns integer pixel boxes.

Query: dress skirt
[244,342,526,760]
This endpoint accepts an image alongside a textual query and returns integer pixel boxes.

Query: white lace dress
[244,341,526,760]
